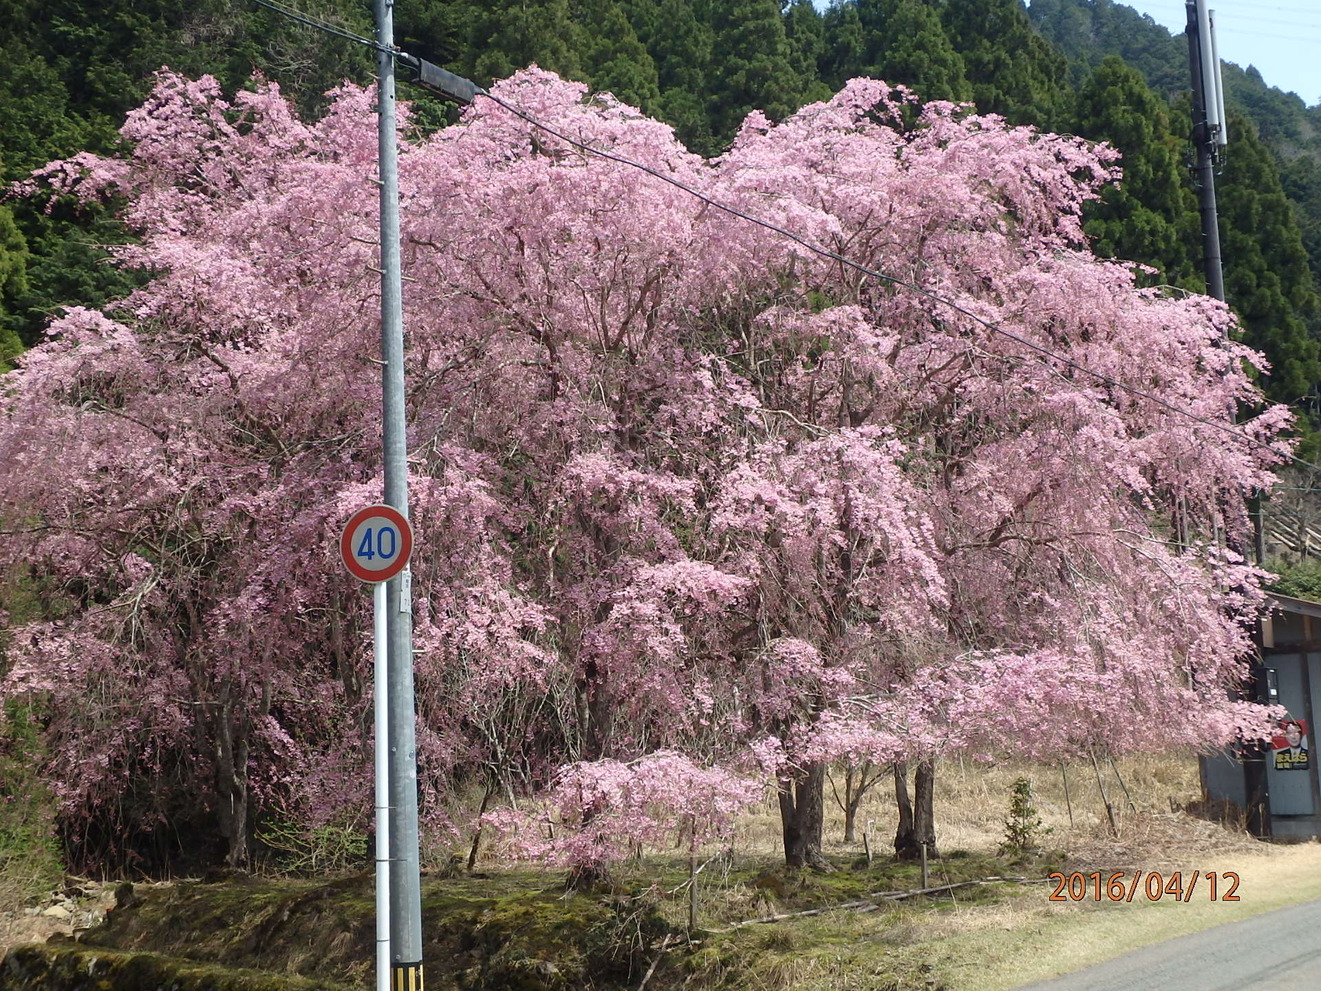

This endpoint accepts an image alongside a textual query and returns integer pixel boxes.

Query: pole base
[391,962,424,991]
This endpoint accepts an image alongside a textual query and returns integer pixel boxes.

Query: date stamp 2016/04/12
[1047,871,1240,903]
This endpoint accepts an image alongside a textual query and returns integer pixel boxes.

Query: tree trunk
[893,761,914,857]
[565,861,612,891]
[213,696,251,870]
[893,759,939,860]
[778,762,832,870]
[914,758,939,858]
[210,678,269,871]
[843,770,860,844]
[840,761,880,844]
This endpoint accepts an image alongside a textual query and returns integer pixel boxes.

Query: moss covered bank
[1,872,671,991]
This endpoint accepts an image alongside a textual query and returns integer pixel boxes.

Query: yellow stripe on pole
[391,963,422,991]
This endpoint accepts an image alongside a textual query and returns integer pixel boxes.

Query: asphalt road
[1014,898,1321,991]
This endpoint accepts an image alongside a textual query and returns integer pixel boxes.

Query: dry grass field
[669,753,1321,991]
[724,752,1252,866]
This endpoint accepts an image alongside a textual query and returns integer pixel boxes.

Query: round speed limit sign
[340,504,413,583]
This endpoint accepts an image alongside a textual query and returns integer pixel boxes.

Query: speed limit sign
[340,504,413,583]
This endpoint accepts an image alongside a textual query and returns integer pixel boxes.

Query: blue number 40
[357,526,397,562]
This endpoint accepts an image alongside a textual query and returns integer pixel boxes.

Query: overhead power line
[249,0,387,52]
[235,1,1314,476]
[470,86,1311,473]
[1215,27,1321,46]
[1212,9,1321,29]
[1200,1,1320,18]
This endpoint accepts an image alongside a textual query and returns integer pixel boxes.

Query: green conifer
[706,0,805,142]
[1218,111,1321,409]
[1073,57,1201,289]
[941,0,1070,128]
[784,0,834,106]
[827,0,970,103]
[577,0,661,111]
[628,0,716,152]
[0,202,28,371]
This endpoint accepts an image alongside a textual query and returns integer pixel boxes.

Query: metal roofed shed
[1201,592,1321,840]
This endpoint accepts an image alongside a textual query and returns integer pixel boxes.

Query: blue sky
[1118,1,1321,107]
[810,1,1321,109]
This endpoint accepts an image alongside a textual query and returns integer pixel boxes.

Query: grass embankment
[5,870,671,990]
[3,755,1318,990]
[2,854,1031,991]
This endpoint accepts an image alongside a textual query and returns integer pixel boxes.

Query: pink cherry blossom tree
[483,751,761,885]
[1,68,1285,875]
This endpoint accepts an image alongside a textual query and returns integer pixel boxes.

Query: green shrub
[1000,777,1051,855]
[255,812,369,876]
[1265,558,1321,602]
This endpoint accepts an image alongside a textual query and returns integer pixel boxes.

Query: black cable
[237,0,1320,477]
[249,0,386,53]
[475,89,1315,473]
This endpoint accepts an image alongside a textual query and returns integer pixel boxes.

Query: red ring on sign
[340,504,413,582]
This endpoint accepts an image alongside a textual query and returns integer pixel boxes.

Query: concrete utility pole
[374,0,424,986]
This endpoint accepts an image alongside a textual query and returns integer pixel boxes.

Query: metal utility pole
[1186,0,1227,302]
[248,4,484,987]
[372,581,391,991]
[374,0,424,986]
[1187,0,1272,838]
